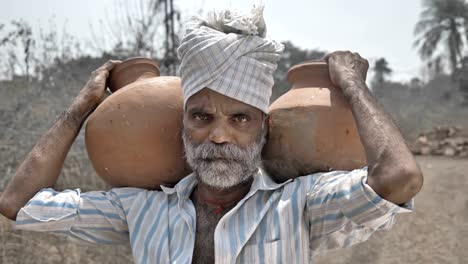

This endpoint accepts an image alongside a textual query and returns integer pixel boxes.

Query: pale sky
[1,0,424,82]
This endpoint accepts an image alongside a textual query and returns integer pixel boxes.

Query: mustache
[181,129,266,189]
[181,130,265,163]
[188,141,248,161]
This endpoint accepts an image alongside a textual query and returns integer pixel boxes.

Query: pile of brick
[412,126,468,157]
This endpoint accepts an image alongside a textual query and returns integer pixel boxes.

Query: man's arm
[325,51,423,205]
[0,60,120,220]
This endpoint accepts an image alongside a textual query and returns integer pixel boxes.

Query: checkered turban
[177,6,284,113]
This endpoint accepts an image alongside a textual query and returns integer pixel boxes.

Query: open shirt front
[15,167,413,264]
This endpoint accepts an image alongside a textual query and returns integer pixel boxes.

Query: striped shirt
[15,167,412,263]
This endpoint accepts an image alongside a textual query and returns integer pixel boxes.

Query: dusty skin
[0,155,466,264]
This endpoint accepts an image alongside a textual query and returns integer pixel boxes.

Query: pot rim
[287,60,328,83]
[112,57,160,76]
[107,57,161,92]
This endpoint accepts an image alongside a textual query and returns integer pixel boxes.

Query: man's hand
[70,60,121,121]
[0,59,121,220]
[323,50,423,205]
[324,51,369,91]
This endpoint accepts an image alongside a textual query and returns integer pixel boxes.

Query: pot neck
[109,70,159,92]
[287,61,335,89]
[108,58,160,92]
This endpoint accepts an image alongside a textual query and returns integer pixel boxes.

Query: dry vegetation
[376,76,468,141]
[1,57,467,263]
[1,156,466,263]
[1,0,468,260]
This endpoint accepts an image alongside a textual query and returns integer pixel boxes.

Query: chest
[126,186,309,264]
[192,200,233,264]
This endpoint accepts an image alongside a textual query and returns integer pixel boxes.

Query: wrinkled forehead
[185,88,262,116]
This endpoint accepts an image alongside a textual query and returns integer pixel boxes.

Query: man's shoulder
[278,167,368,190]
[109,187,164,196]
[100,187,167,203]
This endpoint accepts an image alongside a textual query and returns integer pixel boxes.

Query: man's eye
[193,113,209,121]
[232,114,249,123]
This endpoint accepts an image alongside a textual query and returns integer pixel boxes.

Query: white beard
[182,129,266,189]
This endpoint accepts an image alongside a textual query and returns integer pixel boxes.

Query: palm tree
[414,0,468,73]
[372,58,393,85]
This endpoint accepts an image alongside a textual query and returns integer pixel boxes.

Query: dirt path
[315,156,468,264]
[0,156,466,263]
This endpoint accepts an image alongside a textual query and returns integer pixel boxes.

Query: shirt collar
[251,166,292,191]
[160,166,292,200]
[160,174,198,200]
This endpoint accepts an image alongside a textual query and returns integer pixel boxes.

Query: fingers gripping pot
[262,61,367,182]
[85,58,190,189]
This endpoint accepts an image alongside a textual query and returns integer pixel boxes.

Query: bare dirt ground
[315,156,468,264]
[0,155,467,264]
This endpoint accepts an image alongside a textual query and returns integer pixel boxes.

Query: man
[0,6,422,264]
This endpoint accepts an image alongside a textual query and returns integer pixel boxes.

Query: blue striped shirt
[15,167,412,263]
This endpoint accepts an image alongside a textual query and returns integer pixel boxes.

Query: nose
[208,123,232,144]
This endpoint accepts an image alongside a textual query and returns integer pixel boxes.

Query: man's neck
[193,177,254,210]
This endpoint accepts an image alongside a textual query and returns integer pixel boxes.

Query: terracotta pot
[262,60,367,182]
[85,57,190,189]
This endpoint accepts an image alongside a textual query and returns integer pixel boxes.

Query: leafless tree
[0,19,83,82]
[89,0,181,75]
[0,20,34,80]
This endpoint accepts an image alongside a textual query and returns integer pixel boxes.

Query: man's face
[183,88,267,189]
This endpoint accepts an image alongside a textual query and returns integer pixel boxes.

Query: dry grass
[1,156,466,263]
[1,57,467,263]
[0,215,133,264]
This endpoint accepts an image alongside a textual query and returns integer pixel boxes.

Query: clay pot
[85,57,190,189]
[262,60,367,182]
[107,57,161,92]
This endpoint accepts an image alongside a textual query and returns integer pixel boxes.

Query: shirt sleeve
[304,167,413,254]
[14,187,144,245]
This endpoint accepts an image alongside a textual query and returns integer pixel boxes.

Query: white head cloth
[178,6,284,113]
